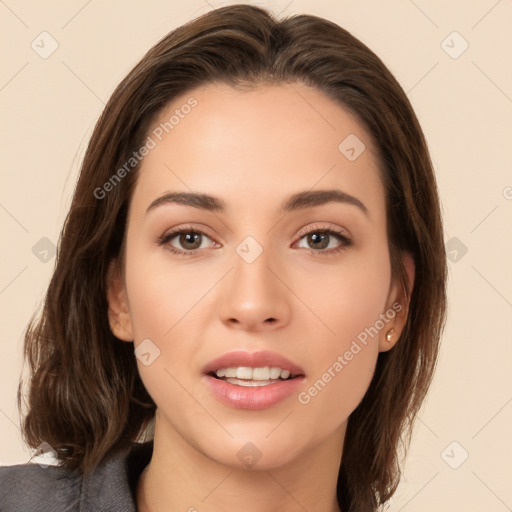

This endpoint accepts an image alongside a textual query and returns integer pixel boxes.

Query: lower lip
[204,374,305,410]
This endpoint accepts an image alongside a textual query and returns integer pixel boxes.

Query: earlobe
[106,259,134,342]
[379,252,415,352]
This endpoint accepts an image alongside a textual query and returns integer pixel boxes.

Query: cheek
[295,274,384,430]
[123,252,205,414]
[123,245,218,394]
[292,237,391,343]
[124,244,215,339]
[292,242,390,422]
[296,345,378,435]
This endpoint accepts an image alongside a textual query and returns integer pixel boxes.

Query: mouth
[202,350,305,409]
[207,365,302,387]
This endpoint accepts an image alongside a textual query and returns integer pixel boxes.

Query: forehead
[131,81,384,219]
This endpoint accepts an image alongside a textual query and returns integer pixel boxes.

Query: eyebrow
[146,189,368,216]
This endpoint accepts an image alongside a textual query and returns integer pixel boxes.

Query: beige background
[1,0,511,510]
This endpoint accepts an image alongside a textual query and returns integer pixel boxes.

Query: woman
[0,4,446,511]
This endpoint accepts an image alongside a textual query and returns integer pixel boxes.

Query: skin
[107,82,414,512]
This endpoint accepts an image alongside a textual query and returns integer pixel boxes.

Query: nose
[218,246,291,332]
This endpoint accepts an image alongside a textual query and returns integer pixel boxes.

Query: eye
[157,226,218,256]
[157,224,352,257]
[295,225,352,255]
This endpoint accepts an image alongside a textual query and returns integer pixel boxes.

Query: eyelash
[157,224,352,257]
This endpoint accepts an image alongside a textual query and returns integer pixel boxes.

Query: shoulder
[0,441,153,512]
[0,462,80,512]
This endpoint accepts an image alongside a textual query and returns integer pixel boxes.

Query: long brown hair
[18,4,447,510]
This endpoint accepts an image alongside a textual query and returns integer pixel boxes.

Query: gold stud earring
[386,328,395,342]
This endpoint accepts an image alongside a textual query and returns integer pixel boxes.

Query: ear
[379,252,415,352]
[106,258,134,342]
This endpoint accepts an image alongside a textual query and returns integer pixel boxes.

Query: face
[108,82,413,470]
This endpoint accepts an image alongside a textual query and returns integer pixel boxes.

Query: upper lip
[203,350,305,376]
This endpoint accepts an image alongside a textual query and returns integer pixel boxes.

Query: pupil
[180,232,201,250]
[308,232,328,249]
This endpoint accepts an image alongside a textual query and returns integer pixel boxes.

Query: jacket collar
[80,440,153,511]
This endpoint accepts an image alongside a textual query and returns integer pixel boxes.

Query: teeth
[224,378,275,387]
[214,366,294,380]
[237,367,253,379]
[269,367,281,379]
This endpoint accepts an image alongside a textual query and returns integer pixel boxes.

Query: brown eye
[178,232,203,250]
[306,232,330,250]
[295,228,352,255]
[157,228,217,256]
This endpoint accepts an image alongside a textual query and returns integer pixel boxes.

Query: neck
[137,410,345,512]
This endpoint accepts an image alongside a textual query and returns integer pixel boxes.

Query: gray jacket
[0,441,152,511]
